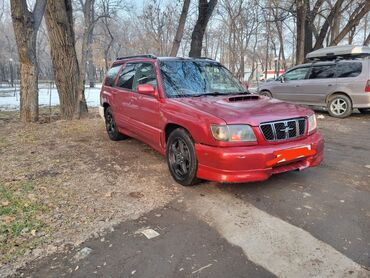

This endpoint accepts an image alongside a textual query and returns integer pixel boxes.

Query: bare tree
[10,0,46,122]
[45,0,81,119]
[170,0,191,56]
[189,0,218,57]
[330,1,370,46]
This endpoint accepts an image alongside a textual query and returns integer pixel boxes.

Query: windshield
[159,60,245,98]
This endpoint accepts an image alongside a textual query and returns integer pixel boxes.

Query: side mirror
[137,84,157,97]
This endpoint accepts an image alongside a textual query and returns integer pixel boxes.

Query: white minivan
[258,45,370,118]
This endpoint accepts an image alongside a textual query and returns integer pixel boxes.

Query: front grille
[260,118,306,141]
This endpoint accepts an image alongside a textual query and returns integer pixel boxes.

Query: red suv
[99,55,324,186]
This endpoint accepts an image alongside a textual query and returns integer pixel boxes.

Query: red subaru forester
[99,55,324,186]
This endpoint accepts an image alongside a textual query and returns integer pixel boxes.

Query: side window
[309,65,336,79]
[133,63,157,91]
[117,63,136,90]
[104,65,121,87]
[284,67,309,81]
[336,62,362,78]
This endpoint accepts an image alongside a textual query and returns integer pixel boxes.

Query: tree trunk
[364,32,370,46]
[10,0,46,122]
[45,0,80,120]
[303,0,312,58]
[189,0,218,57]
[296,0,307,65]
[330,9,341,43]
[170,0,190,56]
[87,31,96,87]
[75,0,95,118]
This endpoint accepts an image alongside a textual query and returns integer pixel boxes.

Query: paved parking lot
[15,112,370,277]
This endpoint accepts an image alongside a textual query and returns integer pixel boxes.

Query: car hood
[170,95,312,126]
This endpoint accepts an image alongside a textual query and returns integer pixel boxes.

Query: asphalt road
[16,112,370,278]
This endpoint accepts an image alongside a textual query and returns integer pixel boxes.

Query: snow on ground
[0,84,102,111]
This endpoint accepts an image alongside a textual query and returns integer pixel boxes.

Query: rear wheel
[358,108,370,114]
[259,90,272,98]
[104,106,125,141]
[327,94,352,118]
[166,128,200,186]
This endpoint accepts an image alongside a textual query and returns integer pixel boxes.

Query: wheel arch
[259,89,273,97]
[325,92,353,106]
[102,102,110,112]
[164,123,193,144]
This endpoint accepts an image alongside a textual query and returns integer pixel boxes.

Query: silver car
[258,46,370,118]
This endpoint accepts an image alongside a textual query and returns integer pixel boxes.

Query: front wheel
[327,95,352,118]
[166,128,200,186]
[358,108,370,114]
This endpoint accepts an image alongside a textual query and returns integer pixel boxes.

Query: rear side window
[104,64,121,87]
[336,62,362,78]
[117,63,136,90]
[309,65,336,79]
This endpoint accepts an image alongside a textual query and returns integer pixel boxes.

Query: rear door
[113,63,137,131]
[303,63,336,105]
[102,64,122,119]
[271,66,310,102]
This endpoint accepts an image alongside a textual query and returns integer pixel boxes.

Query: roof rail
[116,54,157,60]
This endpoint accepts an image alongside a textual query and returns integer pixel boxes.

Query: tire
[358,108,370,114]
[166,128,200,186]
[259,90,272,98]
[327,94,352,118]
[104,106,125,141]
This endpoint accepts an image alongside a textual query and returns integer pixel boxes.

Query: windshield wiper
[192,91,225,97]
[225,91,250,95]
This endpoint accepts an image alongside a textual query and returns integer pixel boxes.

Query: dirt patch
[0,108,181,276]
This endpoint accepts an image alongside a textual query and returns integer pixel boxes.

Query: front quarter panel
[161,99,225,146]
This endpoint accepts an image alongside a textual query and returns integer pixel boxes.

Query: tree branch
[33,0,47,31]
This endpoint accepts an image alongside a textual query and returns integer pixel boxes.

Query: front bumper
[195,131,324,183]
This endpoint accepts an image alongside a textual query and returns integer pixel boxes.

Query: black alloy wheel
[166,128,200,186]
[104,106,125,141]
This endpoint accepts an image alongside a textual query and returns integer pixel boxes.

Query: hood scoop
[228,95,260,102]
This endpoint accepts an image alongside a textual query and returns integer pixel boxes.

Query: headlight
[308,114,317,133]
[211,125,256,142]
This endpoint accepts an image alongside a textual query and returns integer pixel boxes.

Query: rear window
[104,64,121,86]
[309,65,336,79]
[336,62,362,78]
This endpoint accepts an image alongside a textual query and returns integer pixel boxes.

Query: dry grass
[0,108,179,273]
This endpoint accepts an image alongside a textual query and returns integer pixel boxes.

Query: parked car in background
[100,55,323,186]
[258,45,370,118]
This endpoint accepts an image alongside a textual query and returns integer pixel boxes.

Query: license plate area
[267,145,316,167]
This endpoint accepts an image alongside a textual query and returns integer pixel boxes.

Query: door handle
[328,84,333,87]
[295,85,300,87]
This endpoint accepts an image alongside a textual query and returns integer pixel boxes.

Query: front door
[130,62,161,151]
[272,67,310,103]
